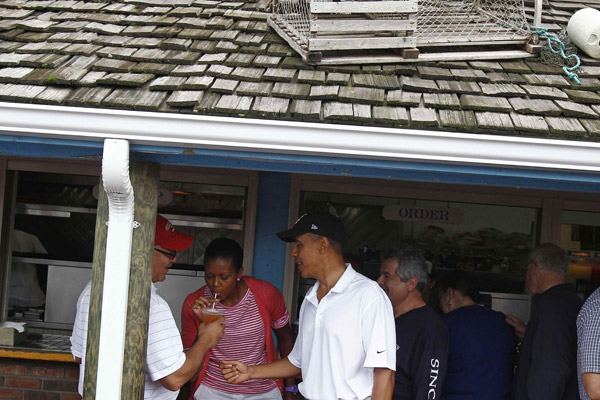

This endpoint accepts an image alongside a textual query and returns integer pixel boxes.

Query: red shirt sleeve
[181,288,203,350]
[252,278,289,328]
[268,283,288,325]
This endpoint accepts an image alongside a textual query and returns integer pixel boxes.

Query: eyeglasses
[154,247,176,260]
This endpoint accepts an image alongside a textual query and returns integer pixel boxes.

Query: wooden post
[83,180,108,399]
[0,170,17,326]
[121,161,160,399]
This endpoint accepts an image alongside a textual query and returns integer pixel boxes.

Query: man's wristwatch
[284,385,299,394]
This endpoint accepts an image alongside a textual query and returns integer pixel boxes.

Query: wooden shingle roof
[0,0,598,139]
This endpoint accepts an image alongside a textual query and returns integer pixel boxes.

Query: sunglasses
[154,247,177,260]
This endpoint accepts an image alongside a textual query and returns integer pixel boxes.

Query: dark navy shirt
[514,283,583,400]
[442,304,515,400]
[394,304,448,400]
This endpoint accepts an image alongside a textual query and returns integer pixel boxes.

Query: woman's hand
[191,296,220,321]
[220,360,250,384]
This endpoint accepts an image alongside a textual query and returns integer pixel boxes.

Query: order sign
[382,204,464,225]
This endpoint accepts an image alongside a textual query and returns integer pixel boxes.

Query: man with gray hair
[507,243,583,400]
[377,246,448,400]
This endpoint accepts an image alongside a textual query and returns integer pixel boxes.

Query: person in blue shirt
[439,270,515,400]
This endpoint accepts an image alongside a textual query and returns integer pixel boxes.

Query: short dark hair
[307,233,343,255]
[438,270,481,303]
[204,238,243,271]
[383,246,428,293]
[529,242,568,276]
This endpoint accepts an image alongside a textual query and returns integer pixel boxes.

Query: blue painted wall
[251,172,291,291]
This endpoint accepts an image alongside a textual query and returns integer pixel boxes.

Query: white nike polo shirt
[288,265,396,400]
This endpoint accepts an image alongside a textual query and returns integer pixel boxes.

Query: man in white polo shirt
[221,212,396,400]
[71,215,224,399]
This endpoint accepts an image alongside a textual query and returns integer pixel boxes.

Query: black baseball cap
[277,212,346,243]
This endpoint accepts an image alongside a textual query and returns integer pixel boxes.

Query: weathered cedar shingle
[521,85,569,100]
[97,72,154,87]
[309,85,339,100]
[104,88,167,111]
[545,117,587,135]
[563,89,600,105]
[460,95,512,112]
[35,86,71,104]
[423,93,460,110]
[251,96,290,116]
[508,98,562,116]
[387,90,421,107]
[236,81,272,96]
[510,113,549,133]
[581,119,600,134]
[372,106,409,125]
[0,83,47,101]
[437,80,480,94]
[555,100,599,118]
[182,76,214,89]
[479,83,526,96]
[410,107,438,127]
[272,82,310,99]
[326,72,351,85]
[215,94,253,114]
[339,86,385,105]
[290,99,321,120]
[401,76,439,93]
[324,102,353,120]
[166,90,204,107]
[475,112,514,131]
[66,86,112,106]
[439,110,477,131]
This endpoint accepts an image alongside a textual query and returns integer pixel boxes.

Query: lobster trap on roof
[267,0,539,64]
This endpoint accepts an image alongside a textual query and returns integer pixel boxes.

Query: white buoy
[567,8,600,59]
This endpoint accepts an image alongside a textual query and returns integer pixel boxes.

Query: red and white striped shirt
[199,286,289,394]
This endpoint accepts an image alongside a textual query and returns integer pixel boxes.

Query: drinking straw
[211,293,217,311]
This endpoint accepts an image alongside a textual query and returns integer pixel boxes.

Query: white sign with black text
[382,204,464,225]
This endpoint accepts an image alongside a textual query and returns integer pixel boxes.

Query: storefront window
[297,191,539,308]
[9,172,97,324]
[157,181,245,266]
[4,171,248,330]
[561,210,600,299]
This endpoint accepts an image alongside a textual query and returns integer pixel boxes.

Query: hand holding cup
[198,315,225,348]
[192,294,220,322]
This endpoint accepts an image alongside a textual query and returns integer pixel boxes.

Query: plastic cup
[202,308,224,324]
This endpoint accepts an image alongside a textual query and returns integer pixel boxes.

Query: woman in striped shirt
[181,238,296,400]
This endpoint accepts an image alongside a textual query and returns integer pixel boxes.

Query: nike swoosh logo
[377,350,386,354]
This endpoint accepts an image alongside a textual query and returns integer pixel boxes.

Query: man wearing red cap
[71,215,224,399]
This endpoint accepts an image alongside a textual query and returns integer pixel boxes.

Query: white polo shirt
[288,265,396,400]
[71,282,186,400]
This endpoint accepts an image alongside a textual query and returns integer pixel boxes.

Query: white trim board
[0,102,599,173]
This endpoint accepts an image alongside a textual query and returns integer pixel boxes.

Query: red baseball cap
[155,215,194,251]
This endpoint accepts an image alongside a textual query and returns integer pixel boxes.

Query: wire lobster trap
[268,0,536,64]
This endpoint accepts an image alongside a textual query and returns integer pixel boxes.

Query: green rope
[530,25,581,85]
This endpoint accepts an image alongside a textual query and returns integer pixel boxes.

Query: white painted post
[96,139,135,399]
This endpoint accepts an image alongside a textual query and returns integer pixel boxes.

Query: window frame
[0,156,258,330]
[282,173,598,321]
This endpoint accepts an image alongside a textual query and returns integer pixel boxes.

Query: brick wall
[0,358,80,400]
